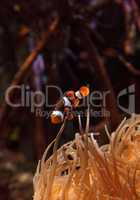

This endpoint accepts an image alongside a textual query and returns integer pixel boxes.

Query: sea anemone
[33,114,140,200]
